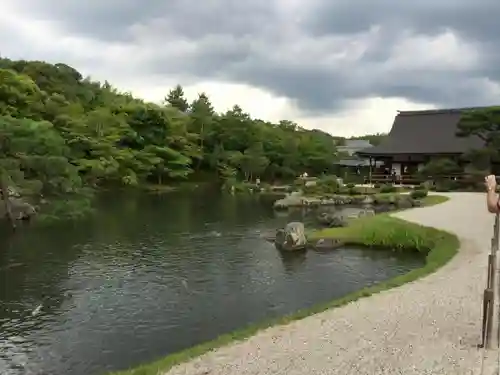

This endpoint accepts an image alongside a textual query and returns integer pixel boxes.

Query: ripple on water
[0,191,425,375]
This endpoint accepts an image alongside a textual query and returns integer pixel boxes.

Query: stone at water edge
[274,222,307,251]
[273,193,304,209]
[360,196,374,205]
[313,238,346,251]
[317,212,348,228]
[0,197,37,220]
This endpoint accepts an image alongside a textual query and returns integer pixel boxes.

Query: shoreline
[109,194,457,375]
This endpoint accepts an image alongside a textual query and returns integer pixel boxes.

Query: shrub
[346,183,355,189]
[379,184,397,193]
[336,186,349,195]
[303,175,340,195]
[455,172,484,192]
[413,183,427,190]
[373,183,381,189]
[348,187,362,195]
[433,181,452,192]
[418,158,461,181]
[410,189,428,199]
[319,175,340,187]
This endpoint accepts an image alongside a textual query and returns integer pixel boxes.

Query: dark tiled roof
[357,107,485,156]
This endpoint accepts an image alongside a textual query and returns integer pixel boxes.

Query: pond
[0,189,424,375]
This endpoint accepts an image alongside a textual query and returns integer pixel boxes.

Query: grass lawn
[109,195,457,375]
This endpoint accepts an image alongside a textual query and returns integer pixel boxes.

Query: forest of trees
[0,58,382,219]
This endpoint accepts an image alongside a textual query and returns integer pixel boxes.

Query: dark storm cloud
[8,0,500,113]
[20,0,275,41]
[306,0,500,43]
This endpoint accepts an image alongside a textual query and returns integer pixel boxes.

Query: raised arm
[486,175,500,213]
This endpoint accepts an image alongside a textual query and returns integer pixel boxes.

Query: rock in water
[274,222,307,251]
[0,197,36,221]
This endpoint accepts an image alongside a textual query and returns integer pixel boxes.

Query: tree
[418,158,461,180]
[0,115,91,222]
[239,143,269,181]
[457,107,500,170]
[164,84,189,112]
[189,93,215,169]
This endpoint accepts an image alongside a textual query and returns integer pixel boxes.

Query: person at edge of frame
[486,174,500,213]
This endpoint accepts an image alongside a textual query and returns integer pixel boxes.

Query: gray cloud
[4,0,500,114]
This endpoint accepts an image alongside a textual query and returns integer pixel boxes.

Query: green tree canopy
[0,56,384,219]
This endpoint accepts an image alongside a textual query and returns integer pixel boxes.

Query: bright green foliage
[0,115,92,220]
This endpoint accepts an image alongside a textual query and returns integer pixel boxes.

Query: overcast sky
[2,0,500,136]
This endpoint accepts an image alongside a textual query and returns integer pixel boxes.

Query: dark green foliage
[379,184,397,193]
[347,187,361,195]
[457,107,500,169]
[418,158,461,183]
[302,175,340,195]
[410,189,428,199]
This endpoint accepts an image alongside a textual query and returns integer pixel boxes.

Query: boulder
[273,194,304,209]
[360,195,374,205]
[312,238,346,251]
[317,212,348,228]
[275,222,307,251]
[0,198,36,221]
[357,208,375,218]
[329,216,348,227]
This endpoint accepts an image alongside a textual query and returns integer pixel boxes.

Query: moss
[109,195,456,375]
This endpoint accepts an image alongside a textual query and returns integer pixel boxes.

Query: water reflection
[277,250,307,274]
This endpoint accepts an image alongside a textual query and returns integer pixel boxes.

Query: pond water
[0,189,424,375]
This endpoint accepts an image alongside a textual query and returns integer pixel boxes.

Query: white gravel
[164,193,498,375]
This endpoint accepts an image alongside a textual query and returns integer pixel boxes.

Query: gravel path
[165,193,497,375]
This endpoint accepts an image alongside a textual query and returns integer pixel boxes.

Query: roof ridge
[397,105,497,116]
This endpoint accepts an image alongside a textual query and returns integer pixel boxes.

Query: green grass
[109,195,457,375]
[421,194,449,206]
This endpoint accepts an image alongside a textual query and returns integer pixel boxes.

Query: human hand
[485,175,497,192]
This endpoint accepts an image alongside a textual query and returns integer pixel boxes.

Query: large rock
[0,198,36,221]
[275,222,307,251]
[312,238,346,251]
[273,193,304,209]
[357,208,376,218]
[317,212,348,228]
[360,195,374,205]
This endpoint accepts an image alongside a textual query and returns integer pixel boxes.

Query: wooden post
[369,157,373,185]
[481,213,499,349]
